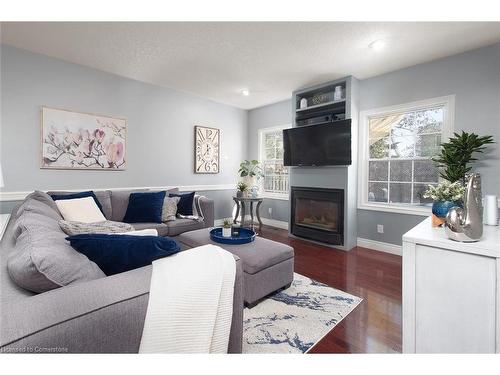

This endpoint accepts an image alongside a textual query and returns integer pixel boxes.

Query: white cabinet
[403,217,500,353]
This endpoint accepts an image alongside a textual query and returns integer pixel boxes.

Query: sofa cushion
[13,210,62,238]
[48,190,112,219]
[17,191,61,217]
[66,233,181,276]
[169,192,195,216]
[109,189,149,222]
[59,220,135,236]
[16,197,62,222]
[111,188,178,222]
[150,187,179,195]
[166,218,205,236]
[55,197,107,223]
[115,229,159,236]
[50,190,103,213]
[177,228,294,275]
[123,191,166,224]
[162,196,180,222]
[7,212,106,293]
[131,222,170,237]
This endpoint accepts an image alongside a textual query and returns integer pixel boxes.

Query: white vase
[222,227,232,237]
[334,85,343,101]
[243,175,256,189]
[484,195,498,226]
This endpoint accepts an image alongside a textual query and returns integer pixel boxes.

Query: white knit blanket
[139,244,236,353]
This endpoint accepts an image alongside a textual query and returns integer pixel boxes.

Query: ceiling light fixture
[369,40,386,51]
[241,89,250,96]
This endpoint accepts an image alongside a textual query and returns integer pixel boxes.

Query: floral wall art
[41,107,127,170]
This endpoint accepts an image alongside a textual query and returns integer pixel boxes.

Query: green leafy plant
[238,160,264,179]
[236,181,249,192]
[432,131,494,183]
[423,181,465,202]
[222,218,232,228]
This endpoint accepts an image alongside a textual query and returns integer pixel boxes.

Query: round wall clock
[194,125,220,174]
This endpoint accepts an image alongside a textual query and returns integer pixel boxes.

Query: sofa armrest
[1,258,244,353]
[198,196,214,228]
[1,265,152,353]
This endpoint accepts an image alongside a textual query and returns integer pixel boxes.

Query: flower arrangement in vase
[427,131,494,227]
[238,160,264,193]
[424,181,465,227]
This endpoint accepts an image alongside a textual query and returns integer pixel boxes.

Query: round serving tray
[210,227,256,245]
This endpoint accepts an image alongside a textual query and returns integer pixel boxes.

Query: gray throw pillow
[162,196,180,222]
[16,192,62,221]
[7,212,105,293]
[59,220,135,236]
[13,199,62,240]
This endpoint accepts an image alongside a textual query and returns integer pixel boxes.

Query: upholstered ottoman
[177,228,294,307]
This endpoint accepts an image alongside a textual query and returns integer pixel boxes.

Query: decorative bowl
[210,227,256,245]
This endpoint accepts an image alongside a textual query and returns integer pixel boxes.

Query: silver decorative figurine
[445,173,483,242]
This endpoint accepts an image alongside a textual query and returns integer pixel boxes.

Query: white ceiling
[2,22,500,109]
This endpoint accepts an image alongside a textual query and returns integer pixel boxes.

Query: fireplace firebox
[290,186,344,245]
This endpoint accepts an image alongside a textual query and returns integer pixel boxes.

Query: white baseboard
[211,221,402,256]
[357,237,402,256]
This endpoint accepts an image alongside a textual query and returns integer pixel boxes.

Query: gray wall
[247,43,500,246]
[0,45,248,218]
[247,99,291,222]
[357,43,500,245]
[2,42,499,240]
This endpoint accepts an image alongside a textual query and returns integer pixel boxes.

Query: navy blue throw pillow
[67,233,181,276]
[123,191,166,223]
[169,192,195,216]
[51,191,104,214]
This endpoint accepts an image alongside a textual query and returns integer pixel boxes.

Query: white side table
[0,214,10,241]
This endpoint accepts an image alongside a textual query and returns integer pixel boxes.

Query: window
[358,96,454,215]
[258,125,290,199]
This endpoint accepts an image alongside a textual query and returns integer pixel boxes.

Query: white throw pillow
[55,197,106,223]
[114,229,158,236]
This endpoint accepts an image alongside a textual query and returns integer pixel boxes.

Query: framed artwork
[194,125,220,174]
[41,106,127,170]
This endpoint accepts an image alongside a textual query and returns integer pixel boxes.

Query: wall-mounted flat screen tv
[283,119,351,166]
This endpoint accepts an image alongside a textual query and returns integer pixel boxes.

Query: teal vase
[432,201,461,218]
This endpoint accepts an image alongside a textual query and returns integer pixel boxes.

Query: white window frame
[358,95,455,216]
[258,124,290,200]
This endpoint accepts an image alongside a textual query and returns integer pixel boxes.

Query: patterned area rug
[242,273,362,353]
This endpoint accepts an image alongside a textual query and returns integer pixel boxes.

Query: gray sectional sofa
[0,189,244,353]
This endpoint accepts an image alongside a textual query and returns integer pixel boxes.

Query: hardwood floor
[257,225,402,354]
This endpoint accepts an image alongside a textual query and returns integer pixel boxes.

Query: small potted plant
[222,218,232,238]
[238,160,264,188]
[423,181,465,226]
[236,181,249,198]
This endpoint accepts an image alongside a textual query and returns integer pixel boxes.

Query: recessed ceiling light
[369,40,386,51]
[241,89,250,96]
